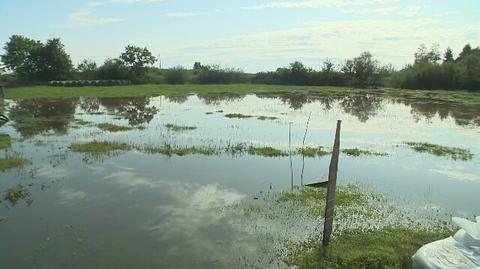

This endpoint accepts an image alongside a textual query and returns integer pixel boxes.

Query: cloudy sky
[0,0,479,72]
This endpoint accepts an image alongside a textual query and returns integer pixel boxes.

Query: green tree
[414,44,441,64]
[351,52,379,87]
[119,45,156,68]
[96,59,129,80]
[76,59,98,80]
[36,38,73,80]
[457,44,472,61]
[443,47,454,62]
[1,35,41,72]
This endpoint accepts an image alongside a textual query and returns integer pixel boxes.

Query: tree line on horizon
[0,35,479,91]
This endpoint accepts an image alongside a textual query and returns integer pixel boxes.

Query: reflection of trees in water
[338,95,383,123]
[165,95,189,104]
[257,92,313,110]
[9,99,78,137]
[197,93,245,106]
[79,97,101,113]
[399,99,480,127]
[98,97,159,126]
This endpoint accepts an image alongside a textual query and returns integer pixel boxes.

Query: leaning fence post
[322,120,342,254]
[0,86,5,98]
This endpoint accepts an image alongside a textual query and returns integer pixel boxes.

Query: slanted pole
[322,120,342,252]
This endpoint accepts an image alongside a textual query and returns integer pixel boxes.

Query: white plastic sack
[412,217,480,269]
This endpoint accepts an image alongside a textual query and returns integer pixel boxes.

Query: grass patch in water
[297,227,452,269]
[257,116,278,120]
[73,119,93,126]
[341,148,389,157]
[164,123,197,132]
[3,184,33,206]
[70,141,132,153]
[248,146,288,157]
[297,146,331,157]
[0,155,29,171]
[225,113,253,119]
[404,142,473,161]
[96,123,133,132]
[0,133,12,149]
[142,145,218,156]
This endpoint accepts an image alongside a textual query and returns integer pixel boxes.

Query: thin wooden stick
[300,112,312,186]
[322,120,342,252]
[289,122,294,191]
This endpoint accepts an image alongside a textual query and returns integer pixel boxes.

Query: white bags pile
[413,216,480,269]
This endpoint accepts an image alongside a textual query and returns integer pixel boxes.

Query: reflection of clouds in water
[431,167,480,182]
[57,188,88,205]
[100,167,259,267]
[37,165,71,179]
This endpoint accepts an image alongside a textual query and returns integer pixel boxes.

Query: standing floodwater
[0,93,479,268]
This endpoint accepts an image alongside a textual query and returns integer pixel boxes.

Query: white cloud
[243,0,399,10]
[61,9,123,27]
[342,6,422,17]
[165,18,480,71]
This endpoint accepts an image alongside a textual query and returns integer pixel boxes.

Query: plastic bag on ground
[412,217,480,269]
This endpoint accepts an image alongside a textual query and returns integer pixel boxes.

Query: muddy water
[0,93,479,268]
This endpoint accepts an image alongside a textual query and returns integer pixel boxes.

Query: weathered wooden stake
[0,86,5,98]
[322,120,342,252]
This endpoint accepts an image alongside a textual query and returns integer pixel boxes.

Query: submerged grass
[70,140,132,153]
[297,146,331,157]
[0,154,29,171]
[248,146,289,157]
[96,123,133,132]
[257,116,278,120]
[142,145,218,156]
[3,184,33,206]
[225,113,253,119]
[0,133,12,149]
[164,123,197,132]
[342,148,389,157]
[73,119,93,126]
[404,142,473,161]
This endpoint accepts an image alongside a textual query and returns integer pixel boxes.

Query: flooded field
[0,92,479,268]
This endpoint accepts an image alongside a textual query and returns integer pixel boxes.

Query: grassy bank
[238,185,455,269]
[5,84,480,105]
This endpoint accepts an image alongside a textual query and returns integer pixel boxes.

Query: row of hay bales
[49,80,132,87]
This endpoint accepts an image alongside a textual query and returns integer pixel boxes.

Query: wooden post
[322,120,342,252]
[0,86,4,98]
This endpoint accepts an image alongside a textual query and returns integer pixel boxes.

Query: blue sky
[1,0,479,72]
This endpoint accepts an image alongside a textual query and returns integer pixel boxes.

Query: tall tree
[1,35,41,75]
[119,45,156,68]
[457,44,472,60]
[443,47,454,62]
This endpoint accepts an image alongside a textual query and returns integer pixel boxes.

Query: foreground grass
[0,133,12,149]
[7,84,479,106]
[298,227,451,269]
[70,141,132,153]
[404,142,473,161]
[247,146,289,157]
[297,146,331,157]
[96,123,133,132]
[240,185,454,269]
[0,155,29,171]
[3,184,33,206]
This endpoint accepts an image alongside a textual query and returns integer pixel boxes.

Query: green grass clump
[96,123,133,132]
[248,146,288,157]
[143,145,218,156]
[0,133,12,149]
[225,143,248,155]
[257,116,278,120]
[164,123,197,131]
[341,148,388,157]
[70,141,132,153]
[225,113,253,119]
[73,119,93,126]
[297,146,331,157]
[0,155,29,171]
[404,142,473,161]
[3,184,33,206]
[298,227,452,269]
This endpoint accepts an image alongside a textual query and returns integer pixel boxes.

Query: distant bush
[164,66,186,84]
[196,65,247,84]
